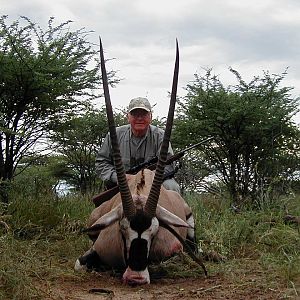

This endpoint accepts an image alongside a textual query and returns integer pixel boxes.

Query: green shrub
[1,190,299,299]
[187,192,300,284]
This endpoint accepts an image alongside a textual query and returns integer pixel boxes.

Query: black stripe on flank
[186,212,193,220]
[122,234,128,265]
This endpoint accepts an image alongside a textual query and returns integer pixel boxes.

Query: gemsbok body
[75,39,206,285]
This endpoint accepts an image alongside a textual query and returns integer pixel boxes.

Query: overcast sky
[2,0,300,123]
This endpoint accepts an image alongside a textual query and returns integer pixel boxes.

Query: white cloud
[1,0,300,123]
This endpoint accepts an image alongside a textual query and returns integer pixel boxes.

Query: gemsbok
[75,39,207,285]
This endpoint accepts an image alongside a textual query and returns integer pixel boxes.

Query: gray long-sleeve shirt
[95,124,175,183]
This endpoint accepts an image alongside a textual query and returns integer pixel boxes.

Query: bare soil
[43,270,294,300]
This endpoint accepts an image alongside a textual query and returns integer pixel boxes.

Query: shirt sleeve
[95,133,117,183]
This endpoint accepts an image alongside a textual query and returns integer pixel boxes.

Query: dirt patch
[43,271,290,300]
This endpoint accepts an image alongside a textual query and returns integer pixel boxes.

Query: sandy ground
[43,270,293,300]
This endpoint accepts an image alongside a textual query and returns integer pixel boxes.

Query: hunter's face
[127,109,152,137]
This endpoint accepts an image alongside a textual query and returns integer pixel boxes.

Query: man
[96,97,181,194]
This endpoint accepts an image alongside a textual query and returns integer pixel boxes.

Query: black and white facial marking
[120,211,159,271]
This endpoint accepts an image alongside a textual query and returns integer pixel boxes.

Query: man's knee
[163,179,181,194]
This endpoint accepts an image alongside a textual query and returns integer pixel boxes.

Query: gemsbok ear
[83,204,123,235]
[155,205,192,228]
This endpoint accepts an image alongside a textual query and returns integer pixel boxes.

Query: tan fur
[88,169,192,268]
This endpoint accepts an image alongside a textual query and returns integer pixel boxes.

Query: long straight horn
[99,37,135,219]
[145,39,179,218]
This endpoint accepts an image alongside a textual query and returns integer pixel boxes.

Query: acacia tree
[50,108,127,194]
[0,16,117,202]
[173,68,300,206]
[50,108,166,194]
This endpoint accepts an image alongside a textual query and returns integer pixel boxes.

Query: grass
[0,191,300,299]
[0,193,92,299]
[187,192,300,297]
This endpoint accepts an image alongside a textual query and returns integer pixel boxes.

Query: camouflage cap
[128,97,152,113]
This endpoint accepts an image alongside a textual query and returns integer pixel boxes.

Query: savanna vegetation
[1,16,300,299]
[1,186,299,299]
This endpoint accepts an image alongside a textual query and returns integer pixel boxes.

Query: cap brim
[128,106,151,112]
